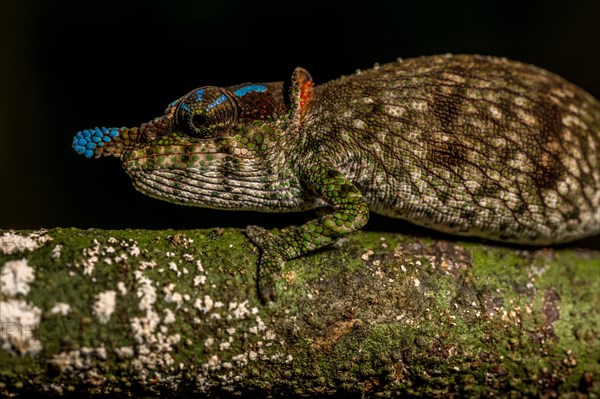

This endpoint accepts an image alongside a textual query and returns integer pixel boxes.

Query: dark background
[1,0,599,248]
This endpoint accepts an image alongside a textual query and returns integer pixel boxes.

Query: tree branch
[0,228,598,397]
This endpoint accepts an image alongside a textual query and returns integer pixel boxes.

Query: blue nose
[72,127,120,158]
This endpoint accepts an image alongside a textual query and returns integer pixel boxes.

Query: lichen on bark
[0,228,598,397]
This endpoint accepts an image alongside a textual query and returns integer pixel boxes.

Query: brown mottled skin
[74,54,600,301]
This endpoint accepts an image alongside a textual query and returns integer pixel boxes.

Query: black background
[1,0,599,248]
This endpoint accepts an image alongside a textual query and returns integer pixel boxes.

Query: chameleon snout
[72,126,141,158]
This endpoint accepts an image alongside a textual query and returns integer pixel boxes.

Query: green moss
[1,229,598,396]
[535,251,600,393]
[351,230,405,251]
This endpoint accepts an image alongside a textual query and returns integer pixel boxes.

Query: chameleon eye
[191,114,207,130]
[175,87,239,137]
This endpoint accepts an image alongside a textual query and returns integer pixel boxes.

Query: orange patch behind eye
[300,80,314,110]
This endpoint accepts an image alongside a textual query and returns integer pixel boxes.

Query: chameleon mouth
[122,143,225,172]
[72,126,140,158]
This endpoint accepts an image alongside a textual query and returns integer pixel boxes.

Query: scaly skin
[73,54,600,302]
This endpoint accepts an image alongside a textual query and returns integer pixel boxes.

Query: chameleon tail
[72,126,140,158]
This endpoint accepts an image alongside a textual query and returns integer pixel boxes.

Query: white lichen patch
[169,261,180,276]
[50,302,71,316]
[194,295,214,313]
[128,244,141,257]
[196,259,204,272]
[80,239,101,275]
[40,232,294,390]
[128,268,186,373]
[117,281,128,296]
[114,253,128,263]
[219,337,232,350]
[226,327,236,335]
[129,311,181,370]
[75,238,142,275]
[194,275,207,286]
[0,298,42,356]
[1,259,35,296]
[163,283,186,308]
[249,316,270,336]
[138,260,157,270]
[92,290,117,324]
[48,346,107,372]
[0,230,52,255]
[231,352,248,367]
[135,271,157,311]
[163,308,176,324]
[95,345,107,360]
[361,250,374,260]
[115,346,134,359]
[203,354,221,371]
[228,300,251,319]
[51,244,63,259]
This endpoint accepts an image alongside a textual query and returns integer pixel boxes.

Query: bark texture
[0,228,598,397]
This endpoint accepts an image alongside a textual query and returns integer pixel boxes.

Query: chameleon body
[73,54,600,301]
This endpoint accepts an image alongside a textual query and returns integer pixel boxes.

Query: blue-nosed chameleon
[73,54,600,302]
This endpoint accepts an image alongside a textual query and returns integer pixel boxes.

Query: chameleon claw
[257,252,284,303]
[245,225,286,303]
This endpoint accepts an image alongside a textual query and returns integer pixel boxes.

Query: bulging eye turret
[175,87,239,137]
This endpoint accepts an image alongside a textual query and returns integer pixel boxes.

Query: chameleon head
[72,67,314,163]
[70,75,313,208]
[72,82,288,160]
[72,84,281,160]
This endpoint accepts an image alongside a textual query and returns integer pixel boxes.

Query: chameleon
[72,54,600,302]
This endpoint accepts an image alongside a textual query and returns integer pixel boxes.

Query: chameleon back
[305,54,600,244]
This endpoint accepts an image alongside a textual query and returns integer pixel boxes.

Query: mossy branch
[0,228,598,397]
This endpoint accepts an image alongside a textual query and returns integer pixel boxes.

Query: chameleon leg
[246,164,370,302]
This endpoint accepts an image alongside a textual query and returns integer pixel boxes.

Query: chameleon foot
[245,225,286,303]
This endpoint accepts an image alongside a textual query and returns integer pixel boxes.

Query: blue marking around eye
[196,89,205,102]
[205,85,267,110]
[207,94,227,110]
[72,127,120,158]
[180,102,191,112]
[233,84,267,97]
